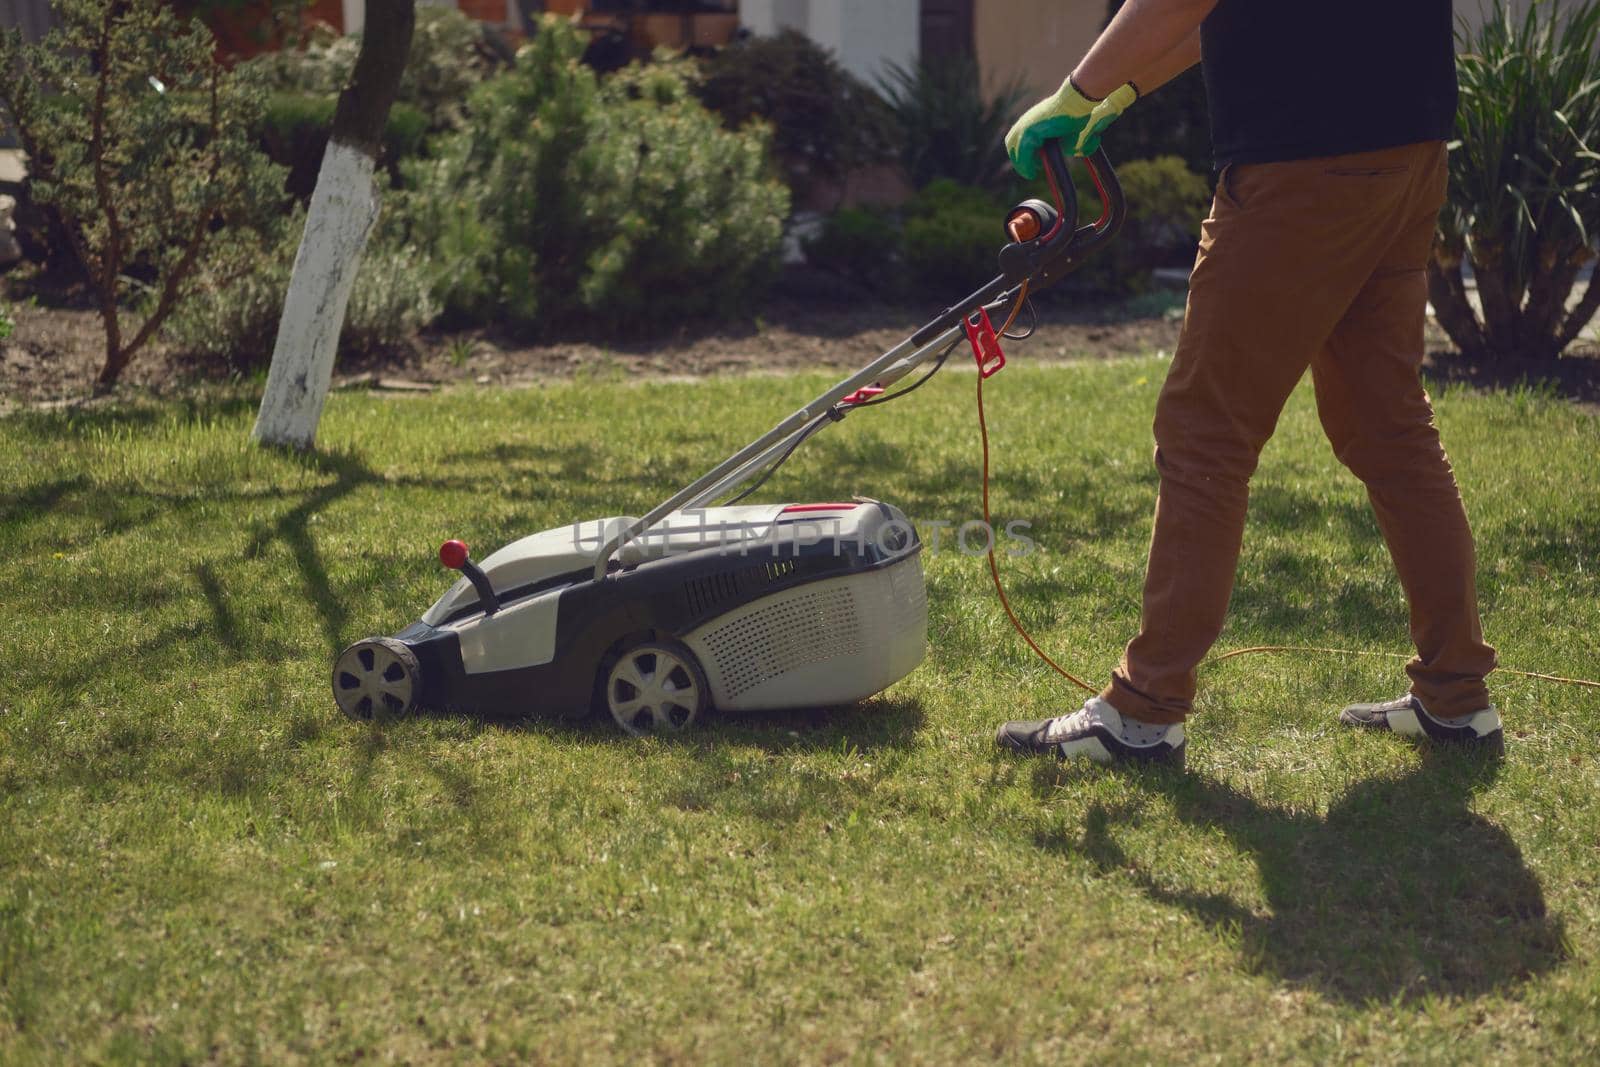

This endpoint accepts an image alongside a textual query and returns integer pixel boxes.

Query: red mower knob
[439,539,470,570]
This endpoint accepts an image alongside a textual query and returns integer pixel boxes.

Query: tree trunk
[1472,245,1521,361]
[1555,255,1600,354]
[1426,248,1487,364]
[1519,238,1579,363]
[252,0,416,450]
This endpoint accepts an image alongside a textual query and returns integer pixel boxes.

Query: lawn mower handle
[585,141,1128,582]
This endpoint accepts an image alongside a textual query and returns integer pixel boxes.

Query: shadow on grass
[1424,349,1600,405]
[476,694,926,757]
[1246,484,1376,543]
[1226,546,1409,637]
[242,446,459,655]
[1034,751,1566,1004]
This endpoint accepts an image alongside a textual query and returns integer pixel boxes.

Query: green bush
[900,179,1007,294]
[1118,156,1210,244]
[1026,155,1210,296]
[879,57,1028,195]
[696,29,897,206]
[1063,156,1209,296]
[400,17,788,332]
[0,299,13,342]
[165,205,441,365]
[244,5,506,135]
[1431,0,1600,363]
[256,92,428,200]
[807,158,1210,302]
[802,206,901,287]
[805,179,1007,298]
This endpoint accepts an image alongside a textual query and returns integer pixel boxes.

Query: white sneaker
[1339,695,1504,754]
[995,696,1187,768]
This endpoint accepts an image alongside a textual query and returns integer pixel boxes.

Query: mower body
[338,501,926,722]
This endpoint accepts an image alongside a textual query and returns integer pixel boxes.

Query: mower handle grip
[907,141,1127,349]
[1021,141,1126,287]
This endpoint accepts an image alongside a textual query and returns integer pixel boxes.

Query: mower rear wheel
[603,639,708,737]
[332,637,420,721]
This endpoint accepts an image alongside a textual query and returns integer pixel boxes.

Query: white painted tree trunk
[251,140,381,450]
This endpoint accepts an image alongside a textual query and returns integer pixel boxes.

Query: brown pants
[1102,140,1497,725]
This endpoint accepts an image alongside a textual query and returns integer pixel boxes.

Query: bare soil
[6,270,1599,410]
[0,278,1187,409]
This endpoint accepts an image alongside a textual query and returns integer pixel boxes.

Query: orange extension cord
[975,284,1600,696]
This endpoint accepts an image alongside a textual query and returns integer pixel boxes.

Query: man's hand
[1005,80,1138,179]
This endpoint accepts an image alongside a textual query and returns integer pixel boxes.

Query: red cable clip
[839,384,885,407]
[964,307,1005,379]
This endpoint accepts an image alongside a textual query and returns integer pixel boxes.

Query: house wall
[975,0,1102,99]
[0,0,56,43]
[740,0,919,87]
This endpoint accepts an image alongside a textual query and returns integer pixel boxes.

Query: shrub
[807,159,1209,302]
[0,0,285,388]
[879,57,1028,195]
[256,92,428,200]
[696,29,897,206]
[244,4,507,135]
[902,202,1002,295]
[1075,154,1210,295]
[400,17,788,333]
[1117,156,1211,247]
[805,180,1007,298]
[0,300,13,342]
[163,224,289,366]
[1008,155,1209,296]
[165,203,441,365]
[1430,0,1600,363]
[802,206,901,288]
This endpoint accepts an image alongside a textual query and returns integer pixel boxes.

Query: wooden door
[921,0,974,60]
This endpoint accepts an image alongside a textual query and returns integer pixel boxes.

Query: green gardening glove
[1005,79,1139,179]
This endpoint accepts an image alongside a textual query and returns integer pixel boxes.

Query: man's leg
[1309,144,1498,721]
[1102,148,1430,725]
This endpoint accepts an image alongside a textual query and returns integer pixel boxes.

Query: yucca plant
[878,57,1028,195]
[1431,0,1600,363]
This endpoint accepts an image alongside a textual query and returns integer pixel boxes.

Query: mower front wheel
[332,637,421,721]
[601,638,708,737]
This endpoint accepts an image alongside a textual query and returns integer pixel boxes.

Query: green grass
[1,362,1597,1063]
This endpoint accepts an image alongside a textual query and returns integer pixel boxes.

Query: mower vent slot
[684,570,742,616]
[701,585,863,698]
[757,560,796,584]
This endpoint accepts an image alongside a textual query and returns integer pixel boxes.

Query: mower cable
[723,411,834,506]
[1002,294,1038,340]
[852,335,962,408]
[976,282,1600,696]
[1205,645,1600,690]
[977,282,1101,695]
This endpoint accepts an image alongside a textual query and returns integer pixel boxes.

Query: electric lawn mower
[331,143,1126,736]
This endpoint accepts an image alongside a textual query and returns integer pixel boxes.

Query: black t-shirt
[1200,0,1457,167]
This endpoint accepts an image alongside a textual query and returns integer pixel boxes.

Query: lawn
[2,360,1597,1063]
